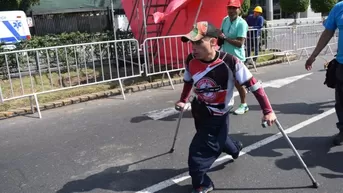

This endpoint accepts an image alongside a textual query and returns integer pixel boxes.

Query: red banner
[153,0,194,24]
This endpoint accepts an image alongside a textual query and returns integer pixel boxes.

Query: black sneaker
[231,141,243,159]
[333,131,343,146]
[191,185,214,193]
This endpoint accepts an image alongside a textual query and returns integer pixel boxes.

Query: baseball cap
[181,21,222,43]
[227,0,242,7]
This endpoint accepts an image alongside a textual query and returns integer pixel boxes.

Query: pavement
[1,55,342,193]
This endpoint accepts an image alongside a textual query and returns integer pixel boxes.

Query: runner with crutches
[174,21,276,193]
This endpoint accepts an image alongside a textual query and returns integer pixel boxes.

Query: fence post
[0,86,3,103]
[29,11,36,36]
[292,25,297,52]
[33,94,42,119]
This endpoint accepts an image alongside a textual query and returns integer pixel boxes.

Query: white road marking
[143,73,313,120]
[136,108,335,193]
[262,73,312,88]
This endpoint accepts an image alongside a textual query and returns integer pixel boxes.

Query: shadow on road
[236,132,343,179]
[320,173,343,179]
[131,101,335,124]
[247,100,335,115]
[56,150,233,193]
[157,184,312,193]
[56,132,330,193]
[273,136,343,179]
[58,110,342,193]
[56,151,186,193]
[213,185,313,191]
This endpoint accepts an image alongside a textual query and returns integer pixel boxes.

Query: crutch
[169,104,190,153]
[262,119,319,188]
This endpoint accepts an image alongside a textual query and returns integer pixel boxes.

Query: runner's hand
[175,101,186,111]
[305,56,316,71]
[262,111,277,126]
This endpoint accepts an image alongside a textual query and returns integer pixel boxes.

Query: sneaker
[333,131,343,146]
[231,141,243,159]
[234,104,249,115]
[191,185,214,193]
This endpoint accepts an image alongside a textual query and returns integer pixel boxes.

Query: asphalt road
[0,55,342,193]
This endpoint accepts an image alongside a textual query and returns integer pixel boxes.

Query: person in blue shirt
[245,6,264,65]
[305,1,343,146]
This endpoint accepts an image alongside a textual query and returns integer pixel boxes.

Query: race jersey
[184,51,253,115]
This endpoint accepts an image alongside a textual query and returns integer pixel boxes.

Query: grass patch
[256,51,275,63]
[0,66,182,112]
[0,69,111,111]
[247,50,275,63]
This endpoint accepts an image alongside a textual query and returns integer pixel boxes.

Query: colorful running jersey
[183,51,253,115]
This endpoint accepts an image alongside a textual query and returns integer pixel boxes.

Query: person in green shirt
[220,0,250,115]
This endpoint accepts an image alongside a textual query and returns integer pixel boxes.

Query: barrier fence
[142,35,192,89]
[245,26,295,70]
[295,24,339,58]
[0,25,338,118]
[0,39,141,118]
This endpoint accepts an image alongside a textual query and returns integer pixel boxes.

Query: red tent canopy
[121,0,244,71]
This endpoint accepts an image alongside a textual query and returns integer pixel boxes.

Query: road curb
[0,55,297,120]
[0,78,184,119]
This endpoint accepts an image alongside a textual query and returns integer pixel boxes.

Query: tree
[0,0,40,12]
[311,0,337,16]
[280,0,309,22]
[241,0,251,16]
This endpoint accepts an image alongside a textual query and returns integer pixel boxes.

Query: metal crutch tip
[312,182,319,188]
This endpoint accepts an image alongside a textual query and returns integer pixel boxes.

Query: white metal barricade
[142,35,192,89]
[296,24,338,59]
[245,26,295,70]
[0,39,141,118]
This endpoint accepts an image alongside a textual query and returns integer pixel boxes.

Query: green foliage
[280,0,310,14]
[241,0,251,16]
[311,0,337,15]
[0,0,40,12]
[15,31,131,49]
[0,30,135,78]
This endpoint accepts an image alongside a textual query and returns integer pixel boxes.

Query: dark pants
[335,64,343,132]
[246,37,260,60]
[188,111,239,189]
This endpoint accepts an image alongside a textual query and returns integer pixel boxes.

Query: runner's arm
[180,80,192,103]
[310,5,337,59]
[179,55,194,103]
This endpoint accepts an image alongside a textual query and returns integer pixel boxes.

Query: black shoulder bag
[324,58,338,89]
